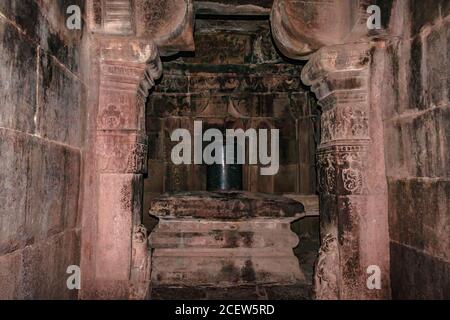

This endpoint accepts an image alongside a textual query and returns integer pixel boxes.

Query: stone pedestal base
[148,192,307,288]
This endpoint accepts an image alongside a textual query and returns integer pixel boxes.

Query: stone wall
[381,0,449,299]
[0,0,86,299]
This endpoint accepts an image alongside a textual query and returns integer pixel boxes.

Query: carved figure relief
[317,152,336,194]
[314,233,339,300]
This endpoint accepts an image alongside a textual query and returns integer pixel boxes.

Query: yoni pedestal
[149,191,306,296]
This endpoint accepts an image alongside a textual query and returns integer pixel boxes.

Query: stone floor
[150,284,313,300]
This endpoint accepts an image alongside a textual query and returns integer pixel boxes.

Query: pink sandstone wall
[0,0,86,299]
[381,0,449,299]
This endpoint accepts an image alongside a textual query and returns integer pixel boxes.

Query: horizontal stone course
[0,0,84,300]
[0,128,81,256]
[385,4,450,300]
[0,229,80,300]
[0,18,37,133]
[384,106,449,178]
[38,50,85,148]
[0,0,84,75]
[388,178,450,261]
[149,191,305,219]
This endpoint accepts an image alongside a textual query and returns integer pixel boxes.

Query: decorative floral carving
[141,0,167,32]
[339,151,364,194]
[98,104,127,129]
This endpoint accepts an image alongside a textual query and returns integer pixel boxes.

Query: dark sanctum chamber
[143,15,321,299]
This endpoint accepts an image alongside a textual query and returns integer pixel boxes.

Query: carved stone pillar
[301,43,390,299]
[94,39,162,299]
[82,0,194,299]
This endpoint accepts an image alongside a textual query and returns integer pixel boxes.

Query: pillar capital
[99,39,162,101]
[301,43,372,89]
[302,43,372,150]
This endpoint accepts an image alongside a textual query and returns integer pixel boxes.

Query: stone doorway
[82,0,392,300]
[143,14,321,299]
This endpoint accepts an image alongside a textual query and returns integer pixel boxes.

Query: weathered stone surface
[151,249,304,286]
[150,214,305,288]
[4,0,449,302]
[0,250,24,299]
[0,0,84,300]
[96,174,142,280]
[385,108,449,178]
[0,129,29,255]
[0,129,81,255]
[149,190,310,290]
[270,0,381,59]
[38,51,84,147]
[195,0,273,16]
[0,0,84,74]
[388,179,450,261]
[390,242,450,299]
[410,0,442,36]
[21,230,80,300]
[149,191,305,219]
[88,38,161,299]
[381,3,450,300]
[96,132,148,174]
[0,229,80,300]
[426,26,448,108]
[26,136,81,245]
[89,0,194,53]
[301,42,392,299]
[135,0,195,52]
[0,19,37,133]
[409,36,424,110]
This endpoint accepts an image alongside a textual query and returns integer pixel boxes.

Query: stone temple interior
[0,0,449,300]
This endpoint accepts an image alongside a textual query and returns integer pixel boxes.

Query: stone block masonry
[0,0,86,299]
[381,0,450,299]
